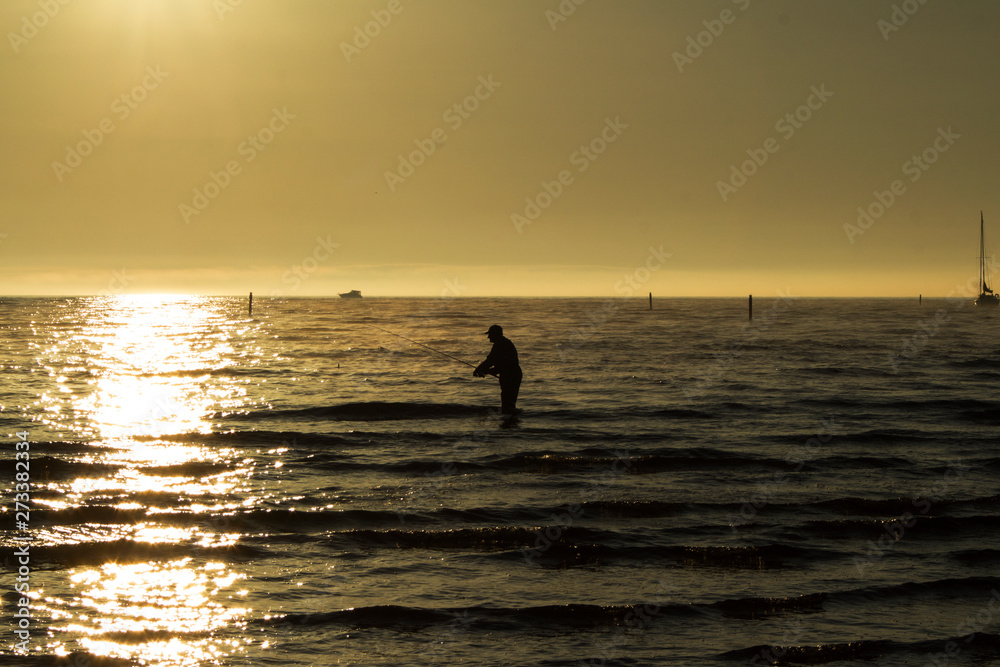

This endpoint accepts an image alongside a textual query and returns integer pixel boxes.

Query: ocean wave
[960,407,1000,423]
[720,639,889,663]
[839,576,1000,603]
[0,455,119,480]
[809,454,914,468]
[318,526,836,569]
[33,506,148,526]
[302,447,789,475]
[31,539,265,566]
[143,460,235,476]
[141,366,278,378]
[255,447,956,477]
[798,514,1000,540]
[950,357,1000,369]
[196,400,805,427]
[323,525,610,551]
[0,653,138,666]
[952,548,1000,565]
[886,397,1000,416]
[212,401,493,421]
[155,429,362,447]
[256,592,828,633]
[0,448,240,481]
[255,603,688,632]
[27,493,1000,542]
[808,495,1000,515]
[0,456,235,485]
[253,584,1000,644]
[799,428,932,445]
[582,494,1000,520]
[499,449,781,472]
[792,396,1000,416]
[722,632,1000,664]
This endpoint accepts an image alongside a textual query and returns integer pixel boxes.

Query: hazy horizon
[0,292,978,300]
[4,1,1000,297]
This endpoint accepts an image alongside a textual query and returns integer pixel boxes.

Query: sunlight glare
[65,559,248,667]
[66,296,246,439]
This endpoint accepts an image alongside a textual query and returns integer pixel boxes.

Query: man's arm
[474,345,498,377]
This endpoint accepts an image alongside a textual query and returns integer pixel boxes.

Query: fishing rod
[368,324,496,375]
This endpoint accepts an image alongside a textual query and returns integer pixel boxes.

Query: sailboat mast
[975,211,999,305]
[982,211,987,292]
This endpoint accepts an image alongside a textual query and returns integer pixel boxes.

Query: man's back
[488,336,520,375]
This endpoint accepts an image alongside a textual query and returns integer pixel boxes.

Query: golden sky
[2,0,999,297]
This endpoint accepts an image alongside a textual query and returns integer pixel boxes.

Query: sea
[1,295,999,667]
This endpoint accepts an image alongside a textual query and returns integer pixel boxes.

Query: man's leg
[499,370,522,414]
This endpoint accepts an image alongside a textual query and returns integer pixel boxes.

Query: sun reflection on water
[35,295,255,439]
[21,295,267,665]
[50,440,251,507]
[59,559,249,666]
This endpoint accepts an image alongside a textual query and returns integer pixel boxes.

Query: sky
[2,0,1000,297]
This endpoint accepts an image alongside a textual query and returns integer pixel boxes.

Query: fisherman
[473,324,522,415]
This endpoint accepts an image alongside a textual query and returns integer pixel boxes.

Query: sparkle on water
[27,295,261,664]
[35,295,251,440]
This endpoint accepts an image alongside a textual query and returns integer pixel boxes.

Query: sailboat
[975,212,999,306]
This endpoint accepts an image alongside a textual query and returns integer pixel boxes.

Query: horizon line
[0,293,961,300]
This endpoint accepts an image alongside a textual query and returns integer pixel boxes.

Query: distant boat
[339,290,363,299]
[976,212,999,306]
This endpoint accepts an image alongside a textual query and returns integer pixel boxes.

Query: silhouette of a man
[473,324,522,414]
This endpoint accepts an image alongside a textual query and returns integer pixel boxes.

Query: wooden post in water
[919,294,922,305]
[249,292,253,316]
[748,294,753,320]
[649,292,652,310]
